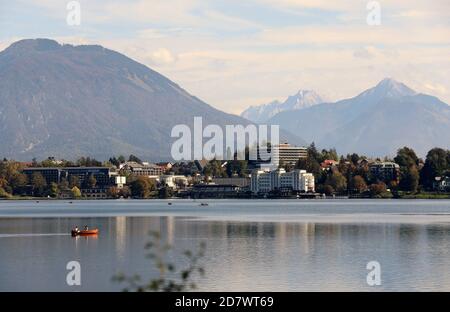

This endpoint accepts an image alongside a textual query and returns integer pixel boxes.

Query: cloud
[424,83,447,95]
[257,25,450,46]
[3,0,450,114]
[259,0,358,11]
[148,48,177,65]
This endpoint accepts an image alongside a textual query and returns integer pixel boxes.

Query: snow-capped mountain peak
[241,90,324,123]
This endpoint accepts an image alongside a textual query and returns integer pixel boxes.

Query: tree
[325,171,347,193]
[76,157,102,167]
[388,179,399,191]
[226,160,248,177]
[0,187,11,198]
[69,175,80,188]
[394,147,419,168]
[350,175,367,193]
[109,155,127,167]
[130,176,156,198]
[50,182,59,198]
[323,185,334,196]
[400,166,419,193]
[0,177,7,189]
[109,157,120,167]
[31,172,47,196]
[107,186,120,198]
[87,174,97,188]
[9,173,28,195]
[395,147,420,193]
[203,159,226,178]
[120,186,131,198]
[369,182,387,197]
[321,148,339,161]
[307,142,321,162]
[350,153,360,165]
[107,186,129,198]
[420,148,449,188]
[58,177,69,191]
[71,186,81,198]
[128,154,142,164]
[159,186,173,199]
[296,156,321,179]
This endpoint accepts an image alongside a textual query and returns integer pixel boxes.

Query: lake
[1,199,450,291]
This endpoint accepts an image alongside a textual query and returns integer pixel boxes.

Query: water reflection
[1,216,450,291]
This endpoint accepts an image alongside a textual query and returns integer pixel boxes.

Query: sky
[0,0,449,114]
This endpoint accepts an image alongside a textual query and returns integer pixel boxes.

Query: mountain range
[240,90,324,123]
[0,39,303,161]
[266,78,450,157]
[1,39,448,160]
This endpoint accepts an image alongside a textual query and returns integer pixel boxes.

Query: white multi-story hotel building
[273,143,308,166]
[250,168,315,193]
[253,143,308,169]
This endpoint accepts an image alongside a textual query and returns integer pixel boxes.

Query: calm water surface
[1,199,450,291]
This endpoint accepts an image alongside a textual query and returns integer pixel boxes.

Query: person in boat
[72,226,80,234]
[84,225,89,231]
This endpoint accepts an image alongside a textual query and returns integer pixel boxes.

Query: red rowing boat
[71,229,99,237]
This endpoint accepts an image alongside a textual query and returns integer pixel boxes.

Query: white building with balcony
[251,168,315,193]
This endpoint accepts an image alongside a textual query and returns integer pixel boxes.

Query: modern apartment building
[250,143,307,169]
[22,167,61,185]
[119,161,163,177]
[369,162,400,183]
[273,143,308,166]
[22,167,117,186]
[250,168,315,193]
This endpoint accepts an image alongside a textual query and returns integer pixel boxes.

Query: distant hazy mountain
[241,90,324,123]
[0,39,304,161]
[268,78,450,157]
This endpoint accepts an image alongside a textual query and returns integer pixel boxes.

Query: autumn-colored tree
[107,186,120,198]
[69,175,80,188]
[31,172,47,196]
[350,175,367,193]
[0,177,8,189]
[71,186,81,198]
[49,182,59,198]
[369,182,387,197]
[0,187,11,198]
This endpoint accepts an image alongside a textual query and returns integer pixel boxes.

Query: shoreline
[1,199,450,223]
[2,194,450,201]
